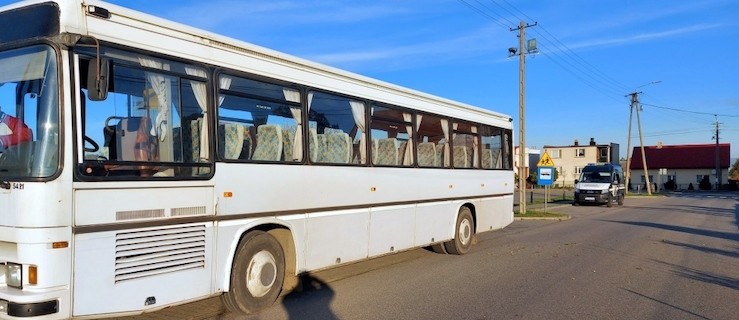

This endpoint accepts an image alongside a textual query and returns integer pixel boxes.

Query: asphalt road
[119,193,739,320]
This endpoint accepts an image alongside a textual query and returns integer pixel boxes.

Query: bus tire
[444,207,474,255]
[617,193,624,205]
[606,194,613,207]
[222,230,285,314]
[430,243,448,254]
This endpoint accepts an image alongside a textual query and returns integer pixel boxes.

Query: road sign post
[537,152,556,213]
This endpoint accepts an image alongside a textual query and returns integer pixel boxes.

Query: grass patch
[514,210,568,218]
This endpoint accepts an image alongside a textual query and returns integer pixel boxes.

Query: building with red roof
[628,143,730,190]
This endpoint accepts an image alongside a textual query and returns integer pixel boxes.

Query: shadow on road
[664,204,735,217]
[602,220,739,242]
[660,239,739,259]
[280,275,338,320]
[622,288,711,320]
[652,260,739,291]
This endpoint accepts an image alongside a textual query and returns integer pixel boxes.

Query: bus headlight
[6,263,22,288]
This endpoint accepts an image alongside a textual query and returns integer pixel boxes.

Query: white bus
[0,0,514,318]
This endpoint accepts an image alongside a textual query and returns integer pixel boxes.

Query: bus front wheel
[222,230,285,314]
[444,207,474,255]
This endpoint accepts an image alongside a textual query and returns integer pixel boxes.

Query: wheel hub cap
[246,250,277,298]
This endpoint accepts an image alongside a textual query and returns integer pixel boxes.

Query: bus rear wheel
[222,230,285,314]
[444,207,474,255]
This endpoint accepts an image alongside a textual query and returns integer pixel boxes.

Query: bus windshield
[0,45,59,179]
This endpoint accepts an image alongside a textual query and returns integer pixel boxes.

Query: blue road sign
[538,166,554,186]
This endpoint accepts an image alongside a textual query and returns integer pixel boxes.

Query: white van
[573,163,625,207]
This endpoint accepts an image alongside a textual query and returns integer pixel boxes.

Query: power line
[457,0,514,29]
[641,103,739,118]
[494,0,632,93]
[457,0,631,103]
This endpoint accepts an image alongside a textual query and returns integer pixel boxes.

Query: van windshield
[579,169,611,183]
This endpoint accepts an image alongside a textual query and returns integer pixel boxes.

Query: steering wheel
[83,136,99,152]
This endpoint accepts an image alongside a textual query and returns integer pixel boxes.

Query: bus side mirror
[87,57,109,101]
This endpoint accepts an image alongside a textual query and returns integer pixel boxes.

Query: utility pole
[625,81,659,195]
[627,92,652,195]
[510,21,537,214]
[624,97,635,193]
[714,115,721,190]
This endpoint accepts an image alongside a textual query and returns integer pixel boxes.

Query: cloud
[303,25,509,71]
[567,23,725,51]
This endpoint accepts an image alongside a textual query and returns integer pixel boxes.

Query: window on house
[575,148,585,157]
[550,149,561,158]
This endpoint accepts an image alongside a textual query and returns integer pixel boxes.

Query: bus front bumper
[1,298,58,317]
[0,286,67,319]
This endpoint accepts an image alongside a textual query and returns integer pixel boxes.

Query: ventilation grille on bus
[114,225,206,283]
[116,209,165,220]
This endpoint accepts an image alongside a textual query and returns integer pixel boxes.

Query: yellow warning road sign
[537,151,555,167]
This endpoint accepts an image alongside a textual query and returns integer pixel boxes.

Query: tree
[729,159,739,181]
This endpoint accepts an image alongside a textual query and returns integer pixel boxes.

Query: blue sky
[8,0,739,158]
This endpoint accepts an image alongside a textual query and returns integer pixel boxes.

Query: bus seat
[453,146,470,168]
[222,123,245,160]
[282,128,294,161]
[482,148,493,169]
[323,131,351,163]
[371,138,378,164]
[436,142,446,167]
[308,128,318,163]
[0,141,35,174]
[187,117,202,162]
[103,117,146,161]
[251,124,283,161]
[490,149,501,168]
[375,138,398,166]
[417,142,437,167]
[316,134,327,162]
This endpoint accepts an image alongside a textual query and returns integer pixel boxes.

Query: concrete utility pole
[624,98,635,193]
[625,81,659,195]
[714,115,721,190]
[626,92,652,195]
[510,20,537,214]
